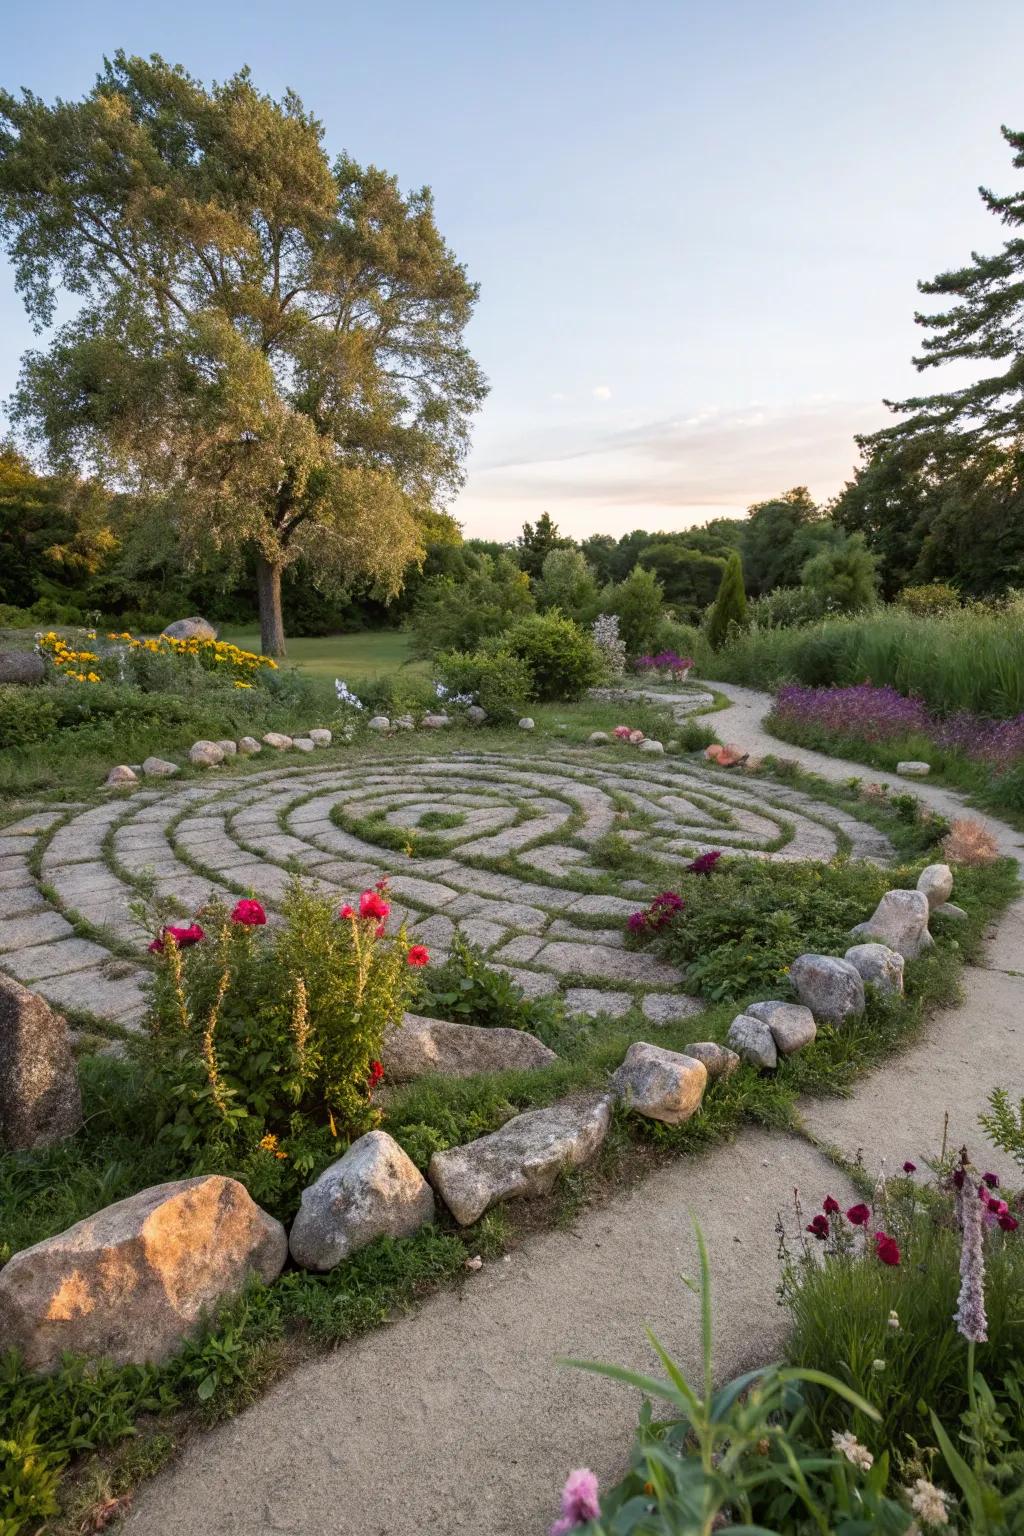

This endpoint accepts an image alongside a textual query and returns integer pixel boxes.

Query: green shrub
[347,671,438,720]
[705,550,749,650]
[410,554,534,656]
[800,530,879,612]
[599,564,665,655]
[747,585,833,628]
[897,581,961,615]
[0,686,58,749]
[434,649,533,722]
[495,611,602,701]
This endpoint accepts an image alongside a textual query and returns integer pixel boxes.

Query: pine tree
[705,551,748,650]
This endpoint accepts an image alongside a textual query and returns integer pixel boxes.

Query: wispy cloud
[591,384,613,400]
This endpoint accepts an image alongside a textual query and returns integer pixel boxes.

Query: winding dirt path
[123,682,1024,1536]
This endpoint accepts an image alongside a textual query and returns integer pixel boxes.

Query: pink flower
[375,922,386,938]
[359,889,390,921]
[149,923,205,953]
[551,1468,600,1535]
[874,1232,901,1267]
[231,899,266,926]
[407,944,430,967]
[613,725,632,740]
[339,904,355,919]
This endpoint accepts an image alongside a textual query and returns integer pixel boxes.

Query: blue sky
[2,0,1023,539]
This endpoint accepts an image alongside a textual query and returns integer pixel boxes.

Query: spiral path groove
[0,746,893,1029]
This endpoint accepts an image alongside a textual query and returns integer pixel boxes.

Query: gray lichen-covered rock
[188,740,225,767]
[308,728,332,746]
[589,731,610,745]
[262,732,293,750]
[746,1000,816,1054]
[0,976,82,1151]
[844,942,905,996]
[420,713,450,729]
[934,901,968,921]
[105,764,138,786]
[429,1095,611,1226]
[683,1040,741,1080]
[367,716,390,732]
[215,739,237,756]
[639,739,665,755]
[0,651,45,685]
[725,1014,777,1069]
[382,1013,557,1083]
[518,717,535,731]
[161,617,217,642]
[466,705,487,724]
[896,760,930,777]
[0,1176,285,1371]
[288,1131,435,1272]
[916,863,954,911]
[393,714,415,730]
[237,736,262,755]
[611,1041,707,1124]
[292,737,315,753]
[141,756,179,778]
[789,954,866,1023]
[850,888,933,960]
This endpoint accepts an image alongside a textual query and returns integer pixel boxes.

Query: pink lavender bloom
[954,1183,989,1343]
[551,1469,600,1534]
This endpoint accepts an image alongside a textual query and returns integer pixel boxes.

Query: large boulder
[745,1000,816,1055]
[382,1013,557,1083]
[262,732,293,750]
[789,954,865,1024]
[0,976,82,1151]
[844,942,905,996]
[725,1014,777,1069]
[188,740,225,768]
[161,617,217,642]
[611,1042,707,1124]
[0,651,45,685]
[289,1131,435,1272]
[0,1176,285,1371]
[105,764,138,786]
[237,736,262,755]
[917,863,954,912]
[429,1095,611,1226]
[309,728,332,746]
[849,888,933,960]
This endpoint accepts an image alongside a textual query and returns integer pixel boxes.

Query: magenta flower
[982,1171,1000,1188]
[686,850,724,877]
[551,1469,600,1535]
[902,1161,917,1174]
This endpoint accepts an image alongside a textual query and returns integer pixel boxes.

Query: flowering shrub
[37,628,276,688]
[632,649,694,680]
[433,648,534,722]
[590,613,626,678]
[138,880,425,1214]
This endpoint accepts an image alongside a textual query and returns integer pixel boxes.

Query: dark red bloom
[902,1161,917,1174]
[368,1060,384,1088]
[952,1168,966,1189]
[407,944,430,967]
[874,1232,901,1266]
[846,1203,871,1227]
[686,851,724,877]
[149,922,205,953]
[982,1171,1000,1188]
[822,1195,840,1215]
[806,1213,830,1241]
[998,1213,1019,1232]
[359,889,390,921]
[231,899,266,926]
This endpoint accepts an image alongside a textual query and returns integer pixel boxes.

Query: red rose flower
[339,904,355,919]
[998,1213,1019,1232]
[359,889,390,921]
[846,1203,871,1227]
[874,1232,901,1266]
[806,1214,830,1241]
[902,1161,917,1174]
[407,944,430,967]
[368,1060,384,1088]
[822,1195,840,1215]
[231,899,266,926]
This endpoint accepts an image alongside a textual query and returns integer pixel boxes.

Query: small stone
[0,651,45,685]
[189,740,225,767]
[288,1131,435,1272]
[466,705,487,724]
[161,617,217,642]
[0,1176,285,1370]
[518,717,535,731]
[464,1254,483,1271]
[588,731,610,745]
[934,901,968,921]
[896,760,930,777]
[141,756,179,778]
[429,1095,611,1226]
[683,1041,740,1080]
[789,954,866,1023]
[381,1013,557,1081]
[308,729,332,746]
[105,764,138,786]
[393,714,415,730]
[639,739,665,755]
[611,1042,707,1124]
[261,732,293,750]
[216,739,238,756]
[844,942,905,995]
[0,975,82,1150]
[725,1014,777,1069]
[628,730,645,744]
[237,736,262,755]
[745,1000,816,1054]
[421,714,450,729]
[292,737,315,753]
[916,863,954,911]
[367,716,390,732]
[850,888,932,960]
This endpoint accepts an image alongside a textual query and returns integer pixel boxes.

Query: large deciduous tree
[0,53,487,654]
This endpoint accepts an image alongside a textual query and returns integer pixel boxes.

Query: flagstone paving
[0,739,895,1030]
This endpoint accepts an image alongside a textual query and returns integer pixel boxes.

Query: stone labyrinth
[0,746,894,1032]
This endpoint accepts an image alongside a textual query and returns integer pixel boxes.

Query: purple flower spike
[551,1469,600,1535]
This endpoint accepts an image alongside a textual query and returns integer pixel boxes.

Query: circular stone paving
[0,748,894,1031]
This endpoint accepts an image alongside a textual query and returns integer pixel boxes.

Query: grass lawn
[219,627,425,681]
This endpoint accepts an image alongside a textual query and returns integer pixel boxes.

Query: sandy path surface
[124,681,1024,1536]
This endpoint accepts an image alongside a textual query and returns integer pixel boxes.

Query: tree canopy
[0,53,487,652]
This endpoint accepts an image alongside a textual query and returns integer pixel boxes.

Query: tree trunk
[256,555,287,657]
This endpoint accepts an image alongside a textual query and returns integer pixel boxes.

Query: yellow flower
[234,681,253,689]
[87,672,100,683]
[259,1133,279,1152]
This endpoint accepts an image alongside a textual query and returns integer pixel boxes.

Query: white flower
[888,1310,901,1330]
[871,1358,886,1372]
[334,679,364,710]
[907,1478,949,1528]
[832,1430,873,1472]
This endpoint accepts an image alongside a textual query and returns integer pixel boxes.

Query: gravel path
[123,681,1024,1536]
